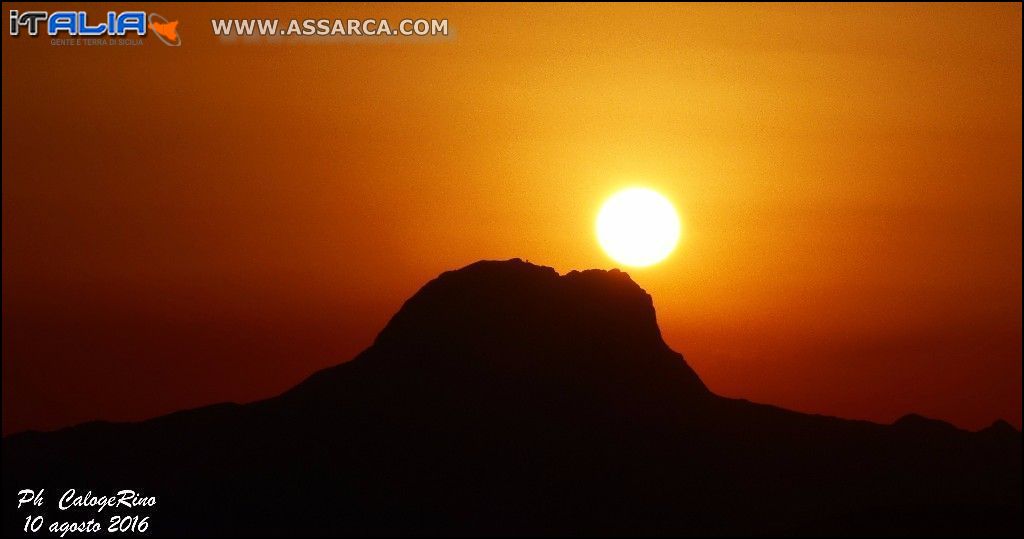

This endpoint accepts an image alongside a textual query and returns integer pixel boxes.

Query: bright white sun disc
[596,188,681,267]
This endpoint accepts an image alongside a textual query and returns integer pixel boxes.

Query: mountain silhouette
[3,259,1020,536]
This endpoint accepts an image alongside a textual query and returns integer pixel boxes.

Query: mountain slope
[3,259,1020,536]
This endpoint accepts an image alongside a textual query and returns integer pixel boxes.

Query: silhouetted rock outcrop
[3,260,1020,536]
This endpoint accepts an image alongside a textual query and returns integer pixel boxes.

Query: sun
[596,187,682,267]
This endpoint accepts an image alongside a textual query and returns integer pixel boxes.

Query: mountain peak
[367,258,707,394]
[981,419,1021,438]
[376,259,658,351]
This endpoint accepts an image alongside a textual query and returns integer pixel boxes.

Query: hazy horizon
[3,3,1021,434]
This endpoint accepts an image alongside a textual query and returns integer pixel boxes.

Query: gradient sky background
[3,3,1021,434]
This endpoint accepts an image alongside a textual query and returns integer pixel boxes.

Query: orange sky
[3,3,1021,434]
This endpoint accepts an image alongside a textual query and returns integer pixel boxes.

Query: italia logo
[8,10,180,46]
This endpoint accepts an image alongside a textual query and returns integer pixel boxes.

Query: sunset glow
[2,3,1020,434]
